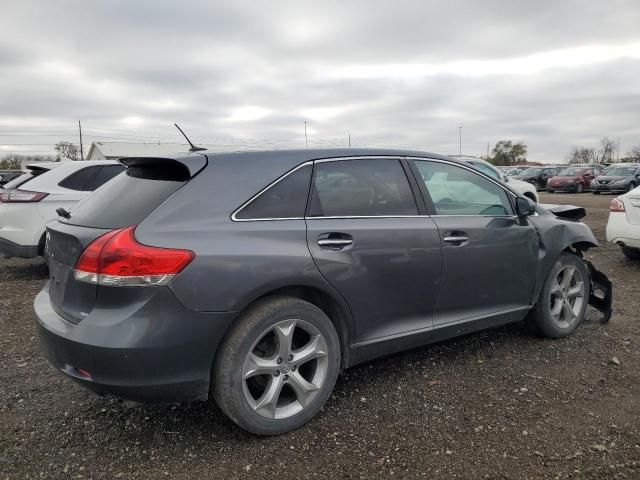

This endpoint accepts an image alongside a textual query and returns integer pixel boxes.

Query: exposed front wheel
[213,296,340,435]
[528,253,589,338]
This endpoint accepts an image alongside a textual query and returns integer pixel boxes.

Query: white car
[0,160,125,258]
[606,185,640,260]
[456,157,539,203]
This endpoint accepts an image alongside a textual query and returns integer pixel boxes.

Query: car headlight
[612,179,625,184]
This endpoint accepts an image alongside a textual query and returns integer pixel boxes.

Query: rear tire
[213,296,340,435]
[576,183,584,193]
[528,253,589,338]
[546,188,554,194]
[593,191,600,195]
[621,246,640,261]
[628,182,637,193]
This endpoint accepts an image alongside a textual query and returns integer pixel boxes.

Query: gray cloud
[1,0,639,160]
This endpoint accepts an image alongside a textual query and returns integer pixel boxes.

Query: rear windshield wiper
[56,207,71,219]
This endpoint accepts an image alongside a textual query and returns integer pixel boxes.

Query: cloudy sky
[1,0,640,162]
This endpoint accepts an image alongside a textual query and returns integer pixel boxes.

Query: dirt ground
[1,193,638,480]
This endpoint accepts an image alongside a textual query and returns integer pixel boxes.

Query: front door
[305,157,442,343]
[411,159,539,327]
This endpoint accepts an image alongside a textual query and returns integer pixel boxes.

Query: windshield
[521,167,542,175]
[606,167,637,176]
[558,168,587,176]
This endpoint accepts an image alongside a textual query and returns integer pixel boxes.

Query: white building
[86,142,189,160]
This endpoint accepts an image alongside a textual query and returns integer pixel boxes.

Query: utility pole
[486,142,490,158]
[458,126,462,156]
[78,120,84,160]
[348,133,351,148]
[304,121,308,148]
[617,137,620,162]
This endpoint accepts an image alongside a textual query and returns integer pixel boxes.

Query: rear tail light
[0,189,48,203]
[74,226,194,287]
[610,197,625,212]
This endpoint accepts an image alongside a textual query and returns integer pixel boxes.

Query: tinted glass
[607,167,637,176]
[58,166,100,191]
[559,167,587,176]
[415,160,512,216]
[63,169,185,228]
[522,168,542,175]
[84,165,126,191]
[309,159,418,217]
[235,165,312,219]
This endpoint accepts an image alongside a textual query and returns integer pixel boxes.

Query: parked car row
[544,163,640,194]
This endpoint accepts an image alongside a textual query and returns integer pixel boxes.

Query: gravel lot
[1,193,638,479]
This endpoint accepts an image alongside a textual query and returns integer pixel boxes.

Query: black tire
[593,191,600,195]
[546,189,554,194]
[628,182,637,193]
[576,183,584,193]
[621,246,640,261]
[528,253,589,338]
[532,180,541,191]
[213,295,341,435]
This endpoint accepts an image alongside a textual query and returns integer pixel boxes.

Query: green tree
[489,140,527,166]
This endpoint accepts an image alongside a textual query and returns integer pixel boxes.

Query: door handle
[317,233,353,250]
[443,236,469,243]
[318,238,353,248]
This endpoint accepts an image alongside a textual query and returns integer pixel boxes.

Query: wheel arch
[227,283,354,369]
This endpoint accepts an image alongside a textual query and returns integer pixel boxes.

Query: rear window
[58,166,101,191]
[63,168,185,228]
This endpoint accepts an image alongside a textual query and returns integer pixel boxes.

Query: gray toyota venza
[35,149,612,435]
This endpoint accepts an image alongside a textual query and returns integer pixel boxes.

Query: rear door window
[234,165,312,220]
[308,159,418,217]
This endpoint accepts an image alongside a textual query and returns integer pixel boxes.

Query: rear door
[410,158,538,328]
[305,157,442,343]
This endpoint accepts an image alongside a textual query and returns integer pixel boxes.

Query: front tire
[528,253,589,338]
[621,246,640,261]
[576,183,584,193]
[213,296,340,435]
[628,182,637,193]
[593,191,600,195]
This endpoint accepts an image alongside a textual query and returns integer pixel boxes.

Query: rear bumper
[606,213,640,248]
[34,282,237,403]
[0,236,39,258]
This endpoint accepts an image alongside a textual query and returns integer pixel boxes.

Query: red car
[547,167,597,193]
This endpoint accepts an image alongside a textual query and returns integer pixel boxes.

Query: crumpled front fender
[584,260,613,323]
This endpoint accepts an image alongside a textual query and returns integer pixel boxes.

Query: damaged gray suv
[34,149,612,435]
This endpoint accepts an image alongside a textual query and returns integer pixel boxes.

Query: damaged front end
[533,203,613,324]
[583,259,613,323]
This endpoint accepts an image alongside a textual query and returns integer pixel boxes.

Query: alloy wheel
[549,265,586,329]
[576,183,583,193]
[241,319,329,419]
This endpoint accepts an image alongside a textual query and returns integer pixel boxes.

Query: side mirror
[501,174,509,183]
[515,196,535,219]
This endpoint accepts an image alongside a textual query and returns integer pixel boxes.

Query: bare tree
[627,145,640,162]
[54,141,79,161]
[595,136,617,164]
[566,146,596,164]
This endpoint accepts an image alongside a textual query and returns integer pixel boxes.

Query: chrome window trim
[231,156,415,222]
[231,161,313,222]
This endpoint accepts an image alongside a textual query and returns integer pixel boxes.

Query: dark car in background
[591,164,640,194]
[34,149,611,435]
[513,166,559,190]
[0,170,22,186]
[546,166,597,193]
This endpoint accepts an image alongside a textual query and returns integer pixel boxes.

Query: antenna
[174,123,206,152]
